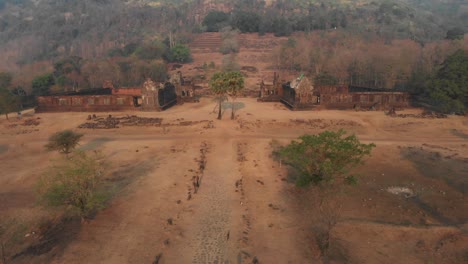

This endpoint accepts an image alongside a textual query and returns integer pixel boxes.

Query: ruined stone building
[36,73,196,112]
[258,72,282,102]
[317,86,409,110]
[36,88,139,112]
[259,74,411,110]
[140,79,177,111]
[281,74,317,110]
[169,72,199,102]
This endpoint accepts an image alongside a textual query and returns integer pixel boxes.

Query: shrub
[45,130,83,155]
[36,151,108,218]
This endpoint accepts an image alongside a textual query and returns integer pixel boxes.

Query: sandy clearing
[1,98,467,264]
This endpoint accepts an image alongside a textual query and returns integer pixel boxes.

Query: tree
[53,56,84,92]
[168,44,192,63]
[209,71,244,120]
[31,73,54,96]
[36,151,107,219]
[445,28,464,40]
[231,11,261,33]
[278,130,375,187]
[45,130,83,155]
[314,72,338,86]
[0,87,18,120]
[209,72,228,120]
[202,11,230,32]
[426,49,468,113]
[0,72,12,89]
[219,27,240,54]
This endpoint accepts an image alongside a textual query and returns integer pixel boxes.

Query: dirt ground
[0,98,467,264]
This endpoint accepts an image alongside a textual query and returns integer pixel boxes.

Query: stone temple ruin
[259,73,410,110]
[36,70,410,113]
[36,72,199,112]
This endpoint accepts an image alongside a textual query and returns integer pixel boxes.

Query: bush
[36,151,108,218]
[279,130,375,187]
[45,130,83,155]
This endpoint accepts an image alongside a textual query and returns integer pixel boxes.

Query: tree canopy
[278,130,375,187]
[203,11,230,32]
[168,44,192,63]
[32,73,54,96]
[45,130,83,155]
[36,151,108,218]
[0,87,18,120]
[426,49,468,113]
[209,71,245,119]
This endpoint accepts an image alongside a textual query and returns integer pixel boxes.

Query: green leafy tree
[225,71,244,119]
[202,11,230,32]
[36,151,108,218]
[209,72,228,120]
[231,11,261,33]
[445,28,464,40]
[32,73,55,96]
[426,49,468,113]
[134,41,167,60]
[53,56,83,91]
[169,44,192,63]
[279,130,375,187]
[277,130,374,262]
[209,71,244,120]
[0,72,12,88]
[45,130,83,155]
[0,87,18,120]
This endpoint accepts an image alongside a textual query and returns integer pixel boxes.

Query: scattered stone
[167,218,173,225]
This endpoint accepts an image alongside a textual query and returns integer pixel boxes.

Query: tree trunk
[231,99,235,120]
[4,113,8,121]
[1,242,6,264]
[217,100,222,120]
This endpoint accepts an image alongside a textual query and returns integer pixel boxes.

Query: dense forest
[0,0,466,65]
[0,0,467,112]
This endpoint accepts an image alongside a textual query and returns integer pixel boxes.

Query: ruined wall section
[141,79,161,111]
[36,95,136,112]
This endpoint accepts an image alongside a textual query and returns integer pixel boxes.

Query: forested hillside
[0,0,466,112]
[0,0,466,66]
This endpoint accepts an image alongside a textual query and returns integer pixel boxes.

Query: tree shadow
[221,102,245,111]
[0,144,8,155]
[400,147,468,194]
[450,129,468,139]
[79,137,113,151]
